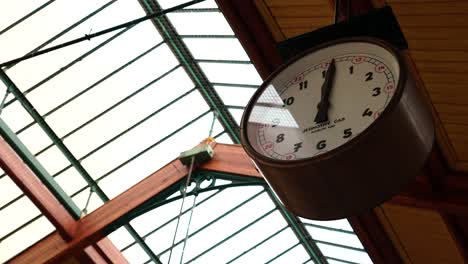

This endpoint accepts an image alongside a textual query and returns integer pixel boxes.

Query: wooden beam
[0,136,76,240]
[200,143,261,178]
[348,210,403,264]
[10,154,189,263]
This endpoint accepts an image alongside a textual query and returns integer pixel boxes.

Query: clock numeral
[282,97,295,106]
[322,70,326,79]
[343,128,353,138]
[276,133,285,143]
[372,87,381,97]
[299,80,308,90]
[365,72,373,82]
[316,140,326,150]
[362,108,373,117]
[293,142,303,152]
[271,118,280,128]
[349,66,354,74]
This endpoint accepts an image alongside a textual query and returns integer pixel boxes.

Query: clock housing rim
[240,37,407,166]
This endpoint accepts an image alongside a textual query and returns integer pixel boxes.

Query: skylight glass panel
[0,1,107,62]
[4,0,152,91]
[199,62,262,85]
[0,0,51,32]
[168,12,234,35]
[158,0,218,9]
[317,243,372,264]
[229,109,244,125]
[184,38,249,61]
[0,183,54,263]
[214,85,256,107]
[0,174,22,208]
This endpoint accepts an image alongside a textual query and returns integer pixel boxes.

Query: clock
[240,38,434,220]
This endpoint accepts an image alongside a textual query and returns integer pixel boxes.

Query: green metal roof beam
[140,0,241,143]
[0,118,81,217]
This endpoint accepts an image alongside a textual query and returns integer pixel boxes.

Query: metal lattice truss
[0,1,371,263]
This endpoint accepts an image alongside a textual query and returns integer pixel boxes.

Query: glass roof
[0,1,372,263]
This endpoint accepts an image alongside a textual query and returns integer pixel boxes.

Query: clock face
[244,41,401,161]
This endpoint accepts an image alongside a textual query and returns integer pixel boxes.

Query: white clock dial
[245,41,400,161]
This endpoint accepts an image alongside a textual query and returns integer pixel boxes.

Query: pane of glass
[168,12,234,35]
[61,66,191,159]
[229,108,244,125]
[0,196,40,238]
[6,0,159,91]
[193,211,287,263]
[45,44,179,137]
[269,244,310,264]
[0,216,54,263]
[122,243,150,264]
[300,218,354,232]
[17,123,53,155]
[199,62,262,85]
[54,167,88,196]
[108,227,136,251]
[0,1,107,62]
[0,0,50,31]
[184,38,249,61]
[234,228,299,263]
[159,0,218,9]
[1,100,34,133]
[214,132,233,144]
[317,243,372,264]
[214,85,256,107]
[35,146,70,176]
[305,225,363,249]
[0,176,22,208]
[24,21,162,115]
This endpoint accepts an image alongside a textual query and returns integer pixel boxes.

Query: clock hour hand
[314,59,336,123]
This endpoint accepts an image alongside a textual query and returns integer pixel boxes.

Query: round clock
[240,38,434,220]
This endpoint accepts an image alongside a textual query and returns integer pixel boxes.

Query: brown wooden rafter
[0,136,127,263]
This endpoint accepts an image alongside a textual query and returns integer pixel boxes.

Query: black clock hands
[314,59,336,123]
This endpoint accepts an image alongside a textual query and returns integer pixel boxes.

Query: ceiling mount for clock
[240,35,434,219]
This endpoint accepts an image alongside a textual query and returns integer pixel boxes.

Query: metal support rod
[0,0,205,68]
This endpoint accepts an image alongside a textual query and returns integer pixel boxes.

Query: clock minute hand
[314,59,336,123]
